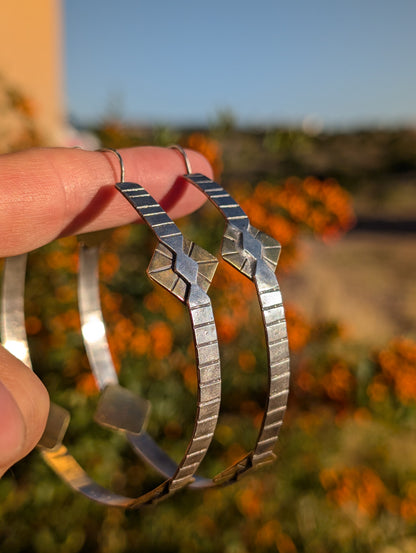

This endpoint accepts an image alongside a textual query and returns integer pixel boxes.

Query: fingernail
[0,381,26,469]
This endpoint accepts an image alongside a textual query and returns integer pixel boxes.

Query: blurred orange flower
[76,373,99,396]
[322,361,355,402]
[275,533,297,553]
[255,520,281,549]
[285,304,311,352]
[238,175,355,273]
[149,321,173,359]
[181,363,197,393]
[51,309,80,333]
[215,310,238,343]
[236,484,262,519]
[377,338,416,405]
[238,350,257,372]
[320,466,389,518]
[99,252,120,280]
[129,328,151,356]
[25,315,42,335]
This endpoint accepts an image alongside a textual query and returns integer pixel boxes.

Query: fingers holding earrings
[0,146,213,257]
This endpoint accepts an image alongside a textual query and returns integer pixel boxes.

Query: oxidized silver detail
[183,173,290,482]
[1,180,222,508]
[79,239,224,488]
[115,181,222,496]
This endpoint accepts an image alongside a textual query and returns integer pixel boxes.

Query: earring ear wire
[98,147,125,183]
[169,144,192,174]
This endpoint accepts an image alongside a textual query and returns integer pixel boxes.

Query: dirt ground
[280,231,416,347]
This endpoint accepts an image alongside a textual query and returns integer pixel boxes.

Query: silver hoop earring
[169,145,290,484]
[1,148,222,508]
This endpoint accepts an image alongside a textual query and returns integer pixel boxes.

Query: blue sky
[64,0,416,128]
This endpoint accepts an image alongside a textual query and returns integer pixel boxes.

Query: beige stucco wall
[0,0,66,146]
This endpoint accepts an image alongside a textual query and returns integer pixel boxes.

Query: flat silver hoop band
[1,184,222,506]
[168,146,290,480]
[79,243,217,487]
[1,254,148,508]
[181,172,290,482]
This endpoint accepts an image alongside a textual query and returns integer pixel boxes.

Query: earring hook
[170,145,192,175]
[99,147,125,183]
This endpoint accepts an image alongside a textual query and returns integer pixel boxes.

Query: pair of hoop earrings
[1,146,290,509]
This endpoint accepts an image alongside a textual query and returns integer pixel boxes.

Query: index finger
[0,146,211,257]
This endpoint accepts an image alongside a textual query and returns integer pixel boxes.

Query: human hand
[0,146,212,477]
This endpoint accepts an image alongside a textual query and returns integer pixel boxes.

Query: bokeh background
[1,1,416,552]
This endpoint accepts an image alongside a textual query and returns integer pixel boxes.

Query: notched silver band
[1,181,222,507]
[168,145,290,481]
[0,254,164,508]
[182,172,290,481]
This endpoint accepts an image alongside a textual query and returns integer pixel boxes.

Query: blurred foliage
[1,79,416,552]
[0,74,44,153]
[210,109,237,139]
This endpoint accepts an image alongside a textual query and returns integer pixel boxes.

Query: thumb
[0,346,49,477]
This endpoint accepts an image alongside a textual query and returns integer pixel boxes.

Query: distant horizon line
[70,114,416,134]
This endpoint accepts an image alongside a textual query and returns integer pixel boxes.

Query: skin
[0,146,212,477]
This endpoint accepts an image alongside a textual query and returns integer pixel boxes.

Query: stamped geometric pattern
[183,173,290,483]
[1,179,223,509]
[1,163,290,504]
